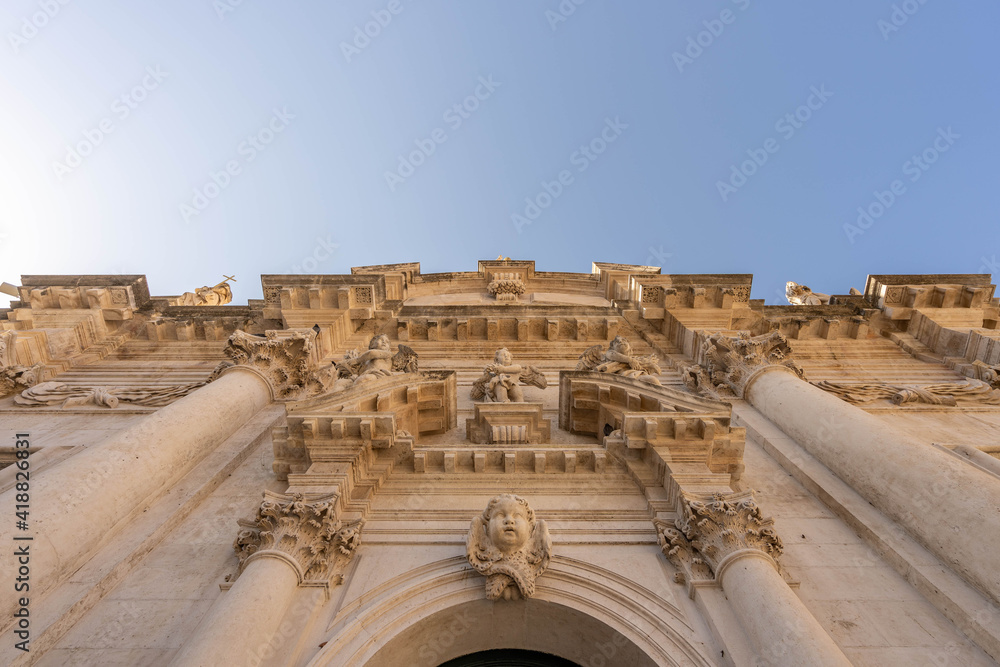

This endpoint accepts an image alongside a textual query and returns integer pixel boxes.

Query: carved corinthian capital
[211,329,334,400]
[683,331,803,399]
[233,491,363,585]
[657,490,783,585]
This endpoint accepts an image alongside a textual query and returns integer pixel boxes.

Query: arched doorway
[439,648,581,666]
[309,556,714,666]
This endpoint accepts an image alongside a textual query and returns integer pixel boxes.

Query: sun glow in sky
[1,1,998,307]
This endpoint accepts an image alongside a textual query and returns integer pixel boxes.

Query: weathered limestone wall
[2,267,998,666]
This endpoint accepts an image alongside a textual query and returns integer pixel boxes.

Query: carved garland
[814,379,1000,406]
[487,273,526,302]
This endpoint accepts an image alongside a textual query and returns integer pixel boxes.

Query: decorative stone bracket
[683,331,804,399]
[655,490,783,596]
[232,491,363,589]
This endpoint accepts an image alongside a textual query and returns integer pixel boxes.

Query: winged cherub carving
[576,335,661,385]
[470,348,547,402]
[467,494,551,600]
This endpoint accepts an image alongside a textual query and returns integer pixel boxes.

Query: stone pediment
[558,371,732,435]
[287,370,457,434]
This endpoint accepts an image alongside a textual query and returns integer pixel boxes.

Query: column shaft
[747,369,1000,602]
[719,553,850,666]
[170,556,300,667]
[0,368,271,620]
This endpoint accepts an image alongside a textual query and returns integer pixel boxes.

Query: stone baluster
[659,491,851,666]
[170,492,362,667]
[0,330,330,621]
[687,331,1000,604]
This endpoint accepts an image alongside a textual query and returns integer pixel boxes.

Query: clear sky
[1,1,998,307]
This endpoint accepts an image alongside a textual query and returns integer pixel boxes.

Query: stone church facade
[1,260,999,666]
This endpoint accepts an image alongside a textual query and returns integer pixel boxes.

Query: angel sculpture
[332,334,418,391]
[576,335,661,385]
[470,348,547,402]
[785,281,831,306]
[467,494,551,600]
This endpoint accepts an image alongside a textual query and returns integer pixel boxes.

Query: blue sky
[1,0,997,307]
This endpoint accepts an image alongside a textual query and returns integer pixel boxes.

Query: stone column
[689,331,1000,604]
[659,491,850,666]
[170,492,362,667]
[0,330,328,621]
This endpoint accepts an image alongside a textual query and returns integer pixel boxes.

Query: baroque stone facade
[1,263,999,666]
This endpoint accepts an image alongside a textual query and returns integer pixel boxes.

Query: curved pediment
[288,370,457,430]
[559,370,732,431]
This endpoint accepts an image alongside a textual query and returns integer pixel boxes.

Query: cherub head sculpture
[609,335,632,355]
[494,348,513,366]
[467,494,551,600]
[369,334,391,352]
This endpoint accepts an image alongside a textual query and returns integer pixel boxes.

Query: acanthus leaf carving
[683,331,803,399]
[232,492,362,585]
[467,494,551,600]
[211,329,334,400]
[656,491,784,585]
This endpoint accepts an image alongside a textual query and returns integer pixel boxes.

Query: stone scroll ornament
[470,348,547,402]
[813,379,1000,406]
[683,330,804,399]
[331,334,418,393]
[232,492,363,585]
[14,381,206,408]
[467,494,551,600]
[656,490,784,585]
[576,335,662,385]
